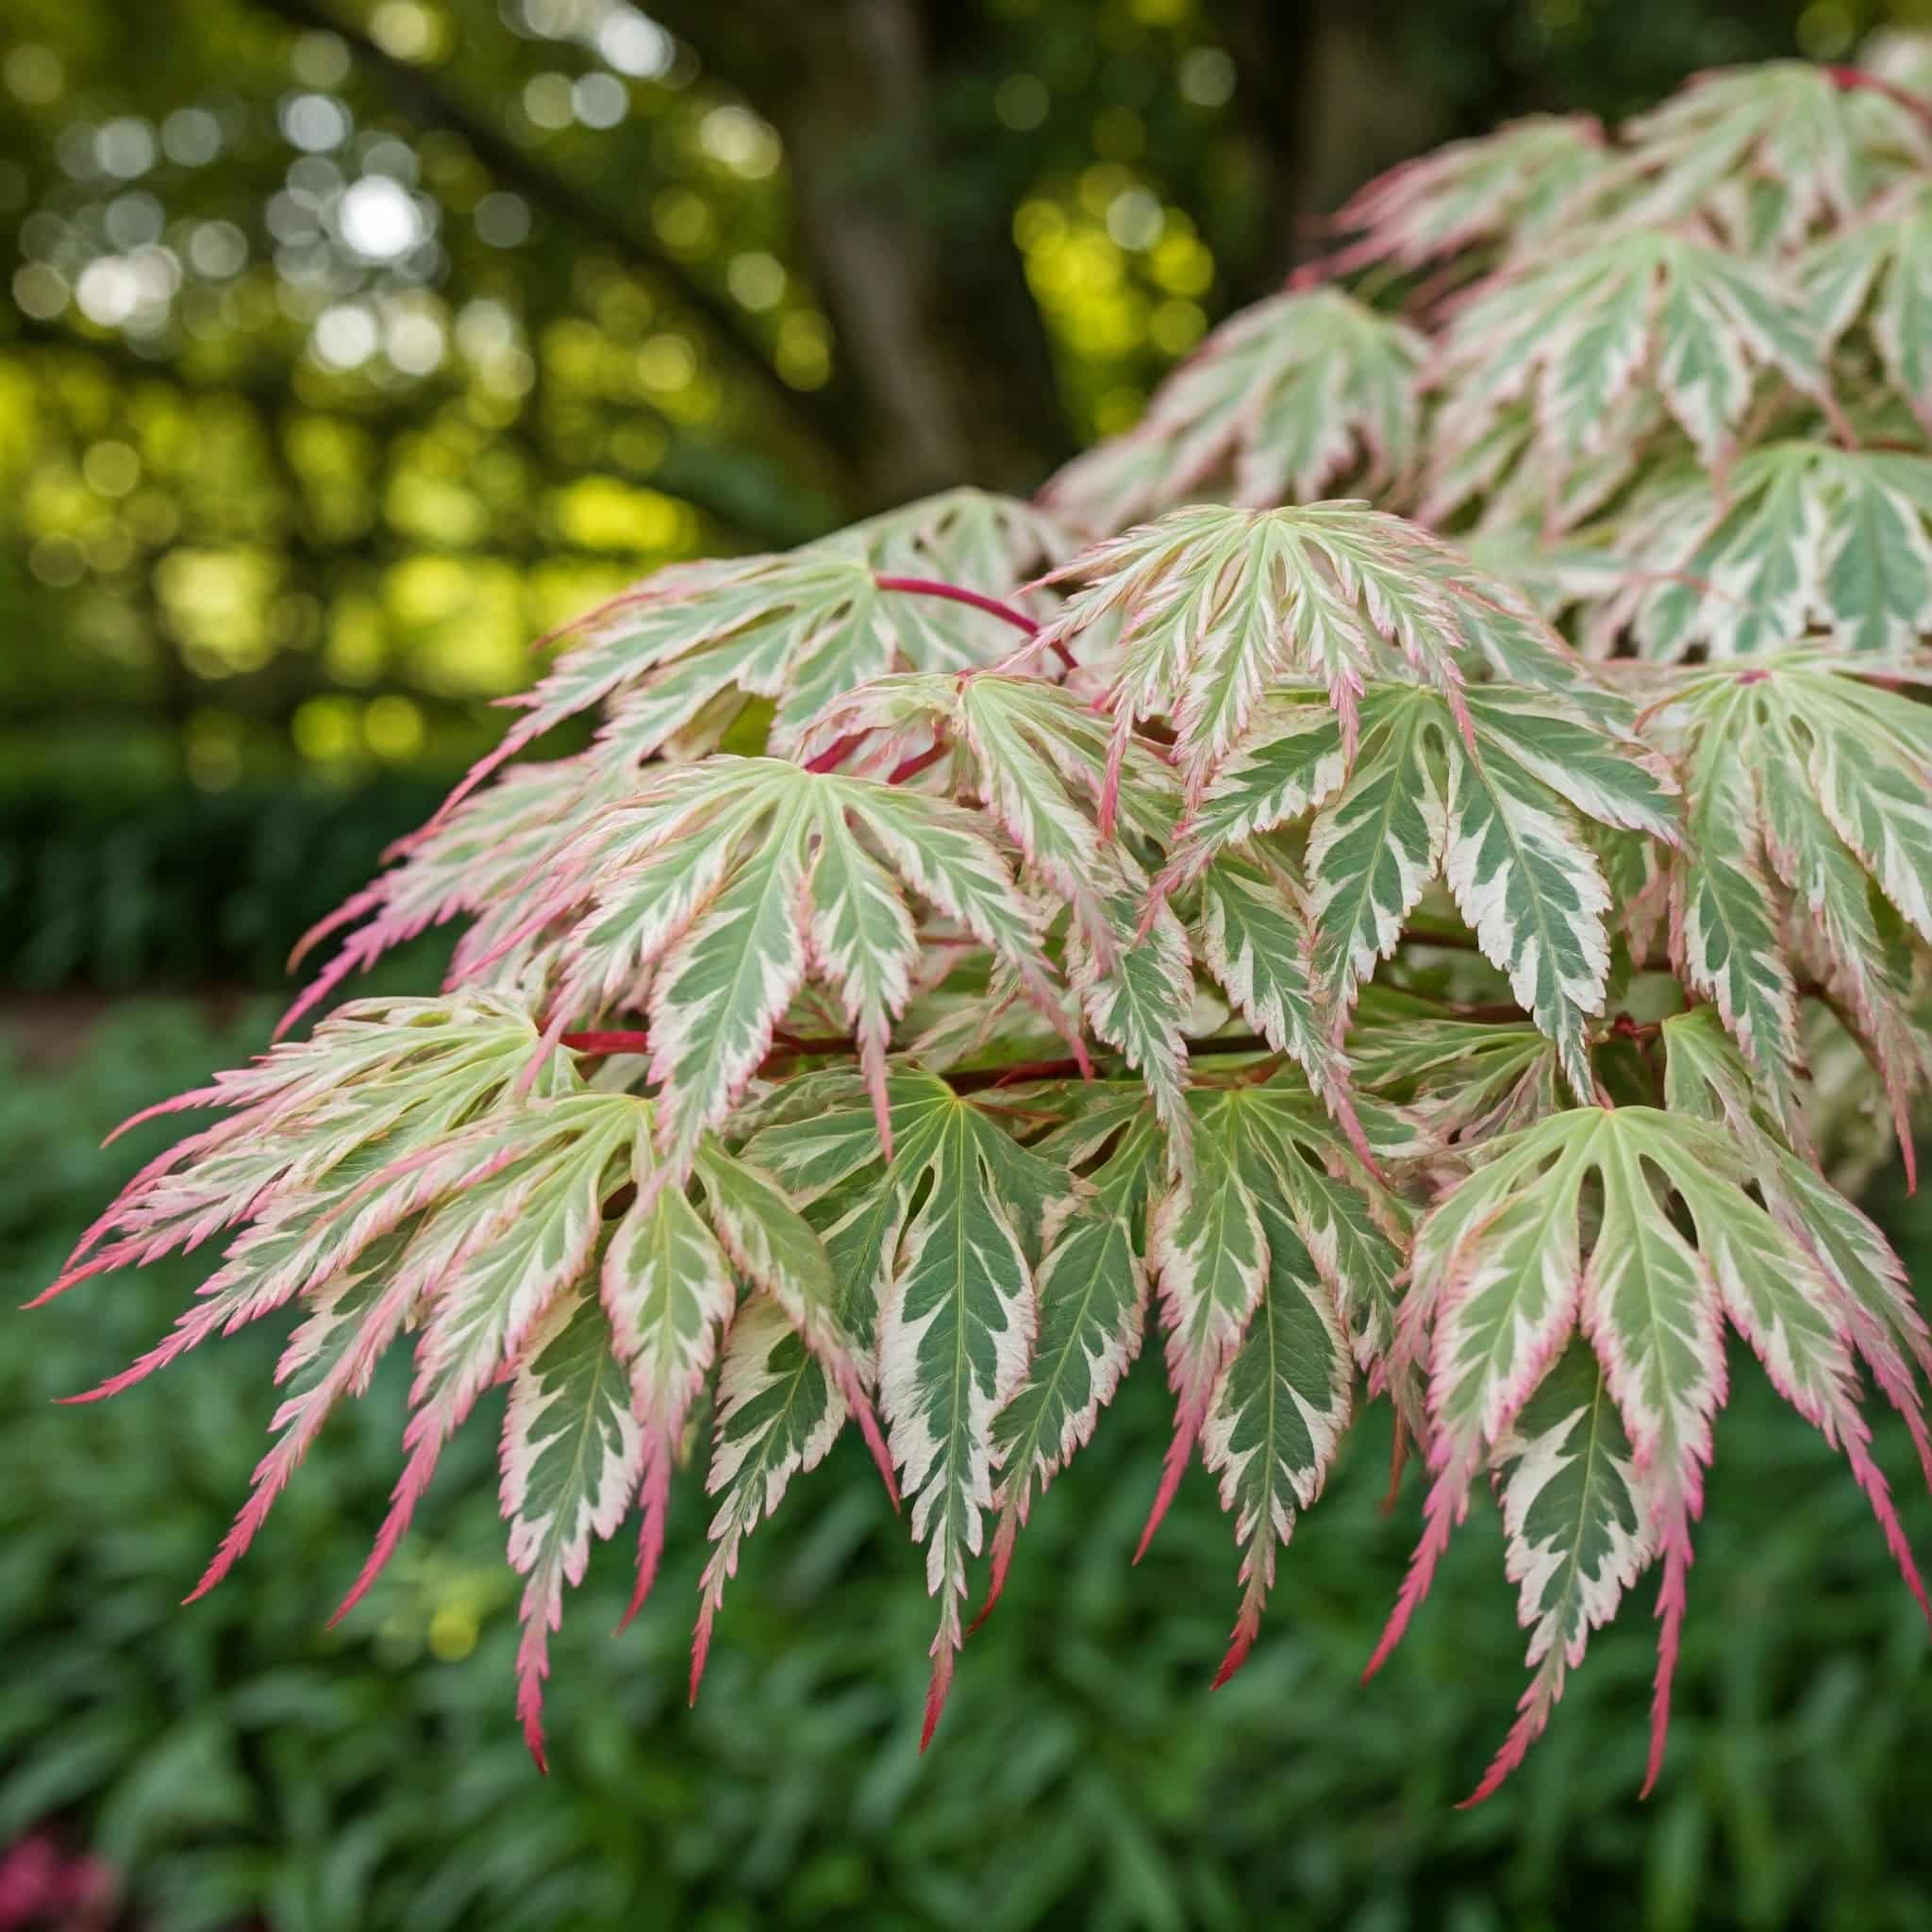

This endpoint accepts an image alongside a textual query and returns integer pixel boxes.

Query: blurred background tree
[7,5,1932,1928]
[8,0,1930,816]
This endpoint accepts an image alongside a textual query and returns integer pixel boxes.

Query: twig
[874,575,1038,637]
[560,1027,1287,1089]
[874,574,1074,670]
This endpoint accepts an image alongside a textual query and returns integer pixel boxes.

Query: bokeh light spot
[337,176,424,259]
[995,74,1050,131]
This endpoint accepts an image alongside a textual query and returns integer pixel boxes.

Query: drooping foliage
[52,41,1932,1802]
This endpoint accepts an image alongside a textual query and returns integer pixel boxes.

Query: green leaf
[1200,1191,1352,1684]
[1375,1103,1928,1798]
[1603,445,1932,661]
[501,1289,642,1769]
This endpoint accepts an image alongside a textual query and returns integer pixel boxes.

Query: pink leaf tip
[920,1646,956,1753]
[1133,1419,1197,1565]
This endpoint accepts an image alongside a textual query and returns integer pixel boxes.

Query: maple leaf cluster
[54,42,1932,1798]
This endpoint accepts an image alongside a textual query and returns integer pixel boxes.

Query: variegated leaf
[1270,683,1673,1092]
[1430,233,1831,520]
[691,1296,846,1693]
[1373,1104,1929,1799]
[1665,1006,1932,1491]
[1605,61,1932,253]
[1033,503,1562,794]
[475,758,1064,1177]
[1067,891,1195,1155]
[602,1143,740,1622]
[1807,178,1932,433]
[1201,1190,1352,1684]
[501,1287,643,1769]
[1669,693,1804,1117]
[1441,727,1612,1101]
[1141,1077,1406,1555]
[1656,655,1932,1132]
[981,1093,1162,1617]
[1605,444,1932,662]
[61,998,897,1752]
[1329,114,1607,270]
[1194,847,1348,1109]
[1349,998,1563,1144]
[749,1070,1064,1743]
[1041,290,1425,534]
[1465,1343,1651,1805]
[801,670,1181,945]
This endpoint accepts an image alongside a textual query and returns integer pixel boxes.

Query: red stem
[804,732,868,774]
[874,574,1075,670]
[560,1029,1282,1085]
[874,575,1039,637]
[887,741,950,786]
[561,1031,652,1055]
[1820,65,1932,133]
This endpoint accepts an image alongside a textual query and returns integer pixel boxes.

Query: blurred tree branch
[242,0,861,484]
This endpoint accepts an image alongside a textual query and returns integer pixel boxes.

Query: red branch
[559,1031,653,1056]
[874,574,1075,670]
[803,732,869,774]
[559,1029,1281,1086]
[874,575,1039,637]
[887,741,950,786]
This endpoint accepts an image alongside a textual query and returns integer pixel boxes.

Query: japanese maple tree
[50,42,1932,1800]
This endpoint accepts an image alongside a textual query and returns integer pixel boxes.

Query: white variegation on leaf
[1601,62,1932,253]
[1199,1189,1353,1684]
[1032,502,1566,799]
[1594,443,1932,660]
[501,1287,643,1770]
[1807,178,1932,430]
[1041,290,1426,536]
[1370,1104,1931,1800]
[1327,114,1608,272]
[1652,654,1932,1143]
[746,1070,1065,1745]
[475,757,1068,1175]
[980,1089,1162,1620]
[53,45,1932,1798]
[59,1001,887,1762]
[1465,1344,1652,1804]
[1172,680,1675,1101]
[1138,1078,1409,1571]
[1429,231,1833,521]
